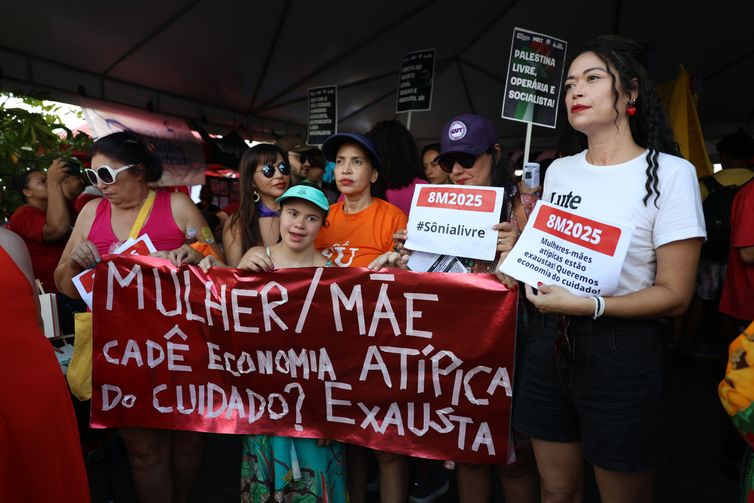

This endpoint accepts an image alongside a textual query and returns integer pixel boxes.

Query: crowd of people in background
[2,33,753,503]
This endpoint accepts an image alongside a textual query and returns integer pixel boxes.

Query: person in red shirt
[8,159,75,293]
[720,180,754,327]
[74,184,103,214]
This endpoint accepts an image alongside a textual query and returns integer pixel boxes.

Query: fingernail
[537,281,542,287]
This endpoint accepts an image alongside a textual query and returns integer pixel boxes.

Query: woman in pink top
[55,131,222,503]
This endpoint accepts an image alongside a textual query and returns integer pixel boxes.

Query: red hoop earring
[627,100,637,117]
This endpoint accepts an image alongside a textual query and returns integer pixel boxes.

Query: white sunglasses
[85,164,134,185]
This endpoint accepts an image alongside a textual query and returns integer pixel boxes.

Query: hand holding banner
[499,201,633,296]
[73,234,157,309]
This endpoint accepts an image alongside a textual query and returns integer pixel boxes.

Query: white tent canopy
[1,1,751,148]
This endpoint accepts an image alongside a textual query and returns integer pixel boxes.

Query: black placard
[307,85,337,146]
[501,28,567,129]
[396,49,435,113]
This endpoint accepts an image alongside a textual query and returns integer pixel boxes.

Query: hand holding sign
[499,201,633,296]
[523,282,595,317]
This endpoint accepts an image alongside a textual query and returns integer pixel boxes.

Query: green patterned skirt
[240,435,347,503]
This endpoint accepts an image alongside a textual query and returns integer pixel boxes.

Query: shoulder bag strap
[128,190,156,239]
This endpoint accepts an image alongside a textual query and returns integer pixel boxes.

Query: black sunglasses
[256,162,291,178]
[437,147,493,173]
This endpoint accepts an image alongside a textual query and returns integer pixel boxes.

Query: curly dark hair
[228,143,288,251]
[89,131,163,183]
[366,120,425,198]
[567,35,679,207]
[490,148,518,222]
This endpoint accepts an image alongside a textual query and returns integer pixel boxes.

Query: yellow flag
[664,66,713,177]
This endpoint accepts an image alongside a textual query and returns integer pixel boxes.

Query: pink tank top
[88,190,185,255]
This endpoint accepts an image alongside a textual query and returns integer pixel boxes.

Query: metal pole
[406,111,413,131]
[523,122,533,165]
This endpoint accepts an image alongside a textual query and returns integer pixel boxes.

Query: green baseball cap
[275,184,330,216]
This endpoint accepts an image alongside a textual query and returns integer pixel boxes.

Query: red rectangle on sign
[122,241,151,256]
[533,205,621,256]
[416,187,496,212]
[80,270,95,292]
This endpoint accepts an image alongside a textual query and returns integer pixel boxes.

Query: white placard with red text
[499,201,633,296]
[405,184,505,261]
[73,234,157,309]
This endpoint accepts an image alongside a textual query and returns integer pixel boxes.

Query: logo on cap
[448,121,467,141]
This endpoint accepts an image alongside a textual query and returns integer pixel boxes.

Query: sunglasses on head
[257,162,291,178]
[437,147,494,173]
[85,165,134,185]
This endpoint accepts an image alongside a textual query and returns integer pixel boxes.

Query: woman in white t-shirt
[499,35,706,502]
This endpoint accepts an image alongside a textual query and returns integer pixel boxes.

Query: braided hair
[569,35,679,207]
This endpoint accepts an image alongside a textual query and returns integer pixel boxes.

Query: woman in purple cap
[372,113,541,502]
[502,35,705,502]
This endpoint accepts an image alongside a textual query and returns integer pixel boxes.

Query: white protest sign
[405,184,505,261]
[499,201,633,296]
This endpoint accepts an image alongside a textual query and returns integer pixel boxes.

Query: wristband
[591,295,605,319]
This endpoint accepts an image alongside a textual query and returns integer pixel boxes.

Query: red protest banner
[91,256,517,464]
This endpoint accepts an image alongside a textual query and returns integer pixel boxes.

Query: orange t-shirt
[315,198,408,268]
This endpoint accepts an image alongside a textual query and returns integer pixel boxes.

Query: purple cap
[437,114,499,160]
[321,133,381,168]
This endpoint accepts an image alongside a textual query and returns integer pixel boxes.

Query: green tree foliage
[0,93,92,220]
